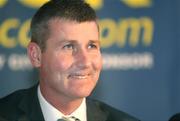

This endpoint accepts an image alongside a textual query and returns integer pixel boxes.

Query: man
[0,0,139,121]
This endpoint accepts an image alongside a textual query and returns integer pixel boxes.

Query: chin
[73,89,93,98]
[70,80,97,98]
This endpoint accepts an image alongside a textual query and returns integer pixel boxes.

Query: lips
[68,73,91,79]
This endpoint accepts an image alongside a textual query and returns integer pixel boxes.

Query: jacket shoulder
[0,87,33,119]
[169,113,180,121]
[0,89,27,108]
[87,98,140,121]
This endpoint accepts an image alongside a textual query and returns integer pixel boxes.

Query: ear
[27,42,42,67]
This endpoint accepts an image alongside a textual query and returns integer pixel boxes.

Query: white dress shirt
[37,86,87,121]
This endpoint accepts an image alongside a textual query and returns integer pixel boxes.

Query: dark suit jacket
[0,85,139,121]
[169,113,180,121]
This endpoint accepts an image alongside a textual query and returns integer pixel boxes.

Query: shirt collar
[37,86,87,121]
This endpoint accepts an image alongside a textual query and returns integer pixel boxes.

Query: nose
[74,48,91,68]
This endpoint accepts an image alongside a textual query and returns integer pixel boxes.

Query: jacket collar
[17,85,109,121]
[86,99,109,121]
[18,84,44,121]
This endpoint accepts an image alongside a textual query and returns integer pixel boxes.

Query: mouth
[68,73,90,80]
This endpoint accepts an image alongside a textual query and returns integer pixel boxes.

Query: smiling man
[0,0,139,121]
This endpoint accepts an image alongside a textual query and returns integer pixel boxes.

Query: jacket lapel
[18,85,44,121]
[86,99,109,121]
[17,86,108,121]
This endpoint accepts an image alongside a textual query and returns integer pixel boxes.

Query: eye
[63,43,74,50]
[88,42,99,49]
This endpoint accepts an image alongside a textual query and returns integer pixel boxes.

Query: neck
[39,83,84,115]
[50,97,83,115]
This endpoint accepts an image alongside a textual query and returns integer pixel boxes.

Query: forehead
[48,19,99,39]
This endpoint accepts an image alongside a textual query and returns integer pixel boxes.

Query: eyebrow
[54,39,75,45]
[89,40,101,45]
[56,39,100,44]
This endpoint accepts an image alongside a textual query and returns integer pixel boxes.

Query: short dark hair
[30,0,98,52]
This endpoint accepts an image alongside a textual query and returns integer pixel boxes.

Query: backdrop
[0,0,179,121]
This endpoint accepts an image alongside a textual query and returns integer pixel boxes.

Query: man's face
[38,19,102,100]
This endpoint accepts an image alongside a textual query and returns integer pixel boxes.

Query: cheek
[92,54,103,70]
[53,55,73,71]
